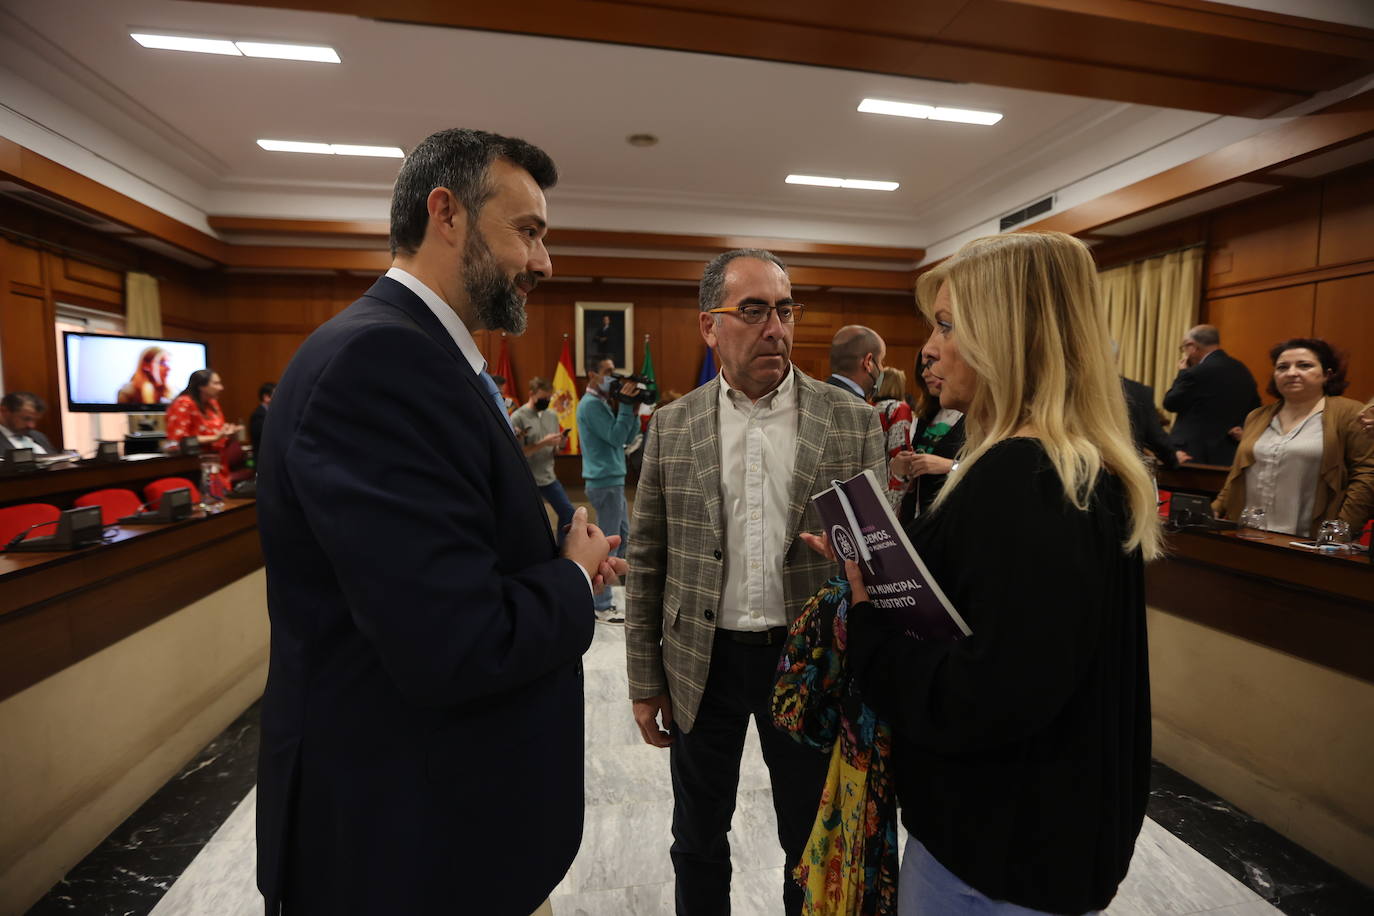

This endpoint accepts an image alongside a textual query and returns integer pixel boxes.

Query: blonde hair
[916,231,1162,560]
[875,366,907,402]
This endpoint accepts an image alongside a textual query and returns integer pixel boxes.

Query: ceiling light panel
[131,33,241,55]
[258,139,404,158]
[859,98,1002,126]
[130,33,340,63]
[786,174,899,191]
[235,41,341,63]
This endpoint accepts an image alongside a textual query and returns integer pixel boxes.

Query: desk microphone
[4,519,59,551]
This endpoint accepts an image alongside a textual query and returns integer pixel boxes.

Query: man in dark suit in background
[826,324,887,400]
[1163,324,1260,465]
[247,381,273,455]
[256,129,625,916]
[0,392,55,454]
[1121,376,1177,469]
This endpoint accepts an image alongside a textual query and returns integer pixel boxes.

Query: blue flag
[697,347,717,387]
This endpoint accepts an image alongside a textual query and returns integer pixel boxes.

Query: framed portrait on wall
[575,302,634,376]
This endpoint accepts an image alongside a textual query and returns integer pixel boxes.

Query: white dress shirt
[717,368,797,631]
[383,267,592,593]
[1,423,47,454]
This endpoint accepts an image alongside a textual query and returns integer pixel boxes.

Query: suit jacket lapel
[687,385,724,534]
[785,371,832,541]
[365,276,552,549]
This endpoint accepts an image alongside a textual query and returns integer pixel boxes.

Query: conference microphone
[4,519,59,551]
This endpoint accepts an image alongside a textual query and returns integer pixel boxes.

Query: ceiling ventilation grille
[0,182,133,233]
[999,195,1055,231]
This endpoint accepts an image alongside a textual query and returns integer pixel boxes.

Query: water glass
[1316,519,1351,551]
[1237,505,1267,539]
[199,455,225,512]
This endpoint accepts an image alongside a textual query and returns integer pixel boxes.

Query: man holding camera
[580,354,643,622]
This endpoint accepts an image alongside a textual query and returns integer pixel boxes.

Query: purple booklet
[813,469,971,641]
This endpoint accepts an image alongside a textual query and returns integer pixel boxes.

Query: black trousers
[669,634,831,916]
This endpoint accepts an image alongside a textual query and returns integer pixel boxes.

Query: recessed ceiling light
[858,98,1002,126]
[235,41,341,64]
[258,139,404,158]
[786,174,899,191]
[131,33,240,56]
[329,144,404,158]
[130,32,340,63]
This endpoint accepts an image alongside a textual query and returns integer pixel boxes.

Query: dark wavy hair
[1266,338,1348,398]
[389,129,557,257]
[176,368,222,414]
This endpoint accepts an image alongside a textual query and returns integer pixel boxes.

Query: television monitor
[63,332,208,413]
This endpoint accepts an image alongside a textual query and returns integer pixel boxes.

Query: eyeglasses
[707,303,805,324]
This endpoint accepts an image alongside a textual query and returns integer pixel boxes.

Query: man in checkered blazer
[626,248,887,915]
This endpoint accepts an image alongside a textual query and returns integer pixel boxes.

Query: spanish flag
[552,337,580,455]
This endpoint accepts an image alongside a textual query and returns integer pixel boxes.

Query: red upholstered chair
[0,503,61,546]
[144,477,200,509]
[75,488,144,526]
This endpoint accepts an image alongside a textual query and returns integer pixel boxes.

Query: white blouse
[1243,406,1324,537]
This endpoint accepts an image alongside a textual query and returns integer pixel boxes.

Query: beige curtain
[1100,246,1203,411]
[125,271,162,337]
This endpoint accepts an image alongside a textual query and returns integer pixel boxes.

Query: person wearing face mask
[1213,337,1374,537]
[512,376,576,538]
[579,354,643,622]
[827,324,887,401]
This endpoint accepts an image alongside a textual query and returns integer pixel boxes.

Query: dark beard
[463,228,536,334]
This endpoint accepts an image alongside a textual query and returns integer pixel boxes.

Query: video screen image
[64,332,208,413]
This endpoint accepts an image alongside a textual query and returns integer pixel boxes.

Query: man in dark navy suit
[1163,324,1260,466]
[255,129,625,916]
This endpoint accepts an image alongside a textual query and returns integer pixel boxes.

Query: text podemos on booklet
[812,469,971,641]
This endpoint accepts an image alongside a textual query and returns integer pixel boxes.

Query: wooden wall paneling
[1,277,61,448]
[1204,284,1317,398]
[2,237,43,288]
[1207,185,1322,289]
[1313,272,1374,402]
[1318,166,1374,267]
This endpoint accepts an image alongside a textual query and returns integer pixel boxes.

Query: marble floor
[28,587,1374,915]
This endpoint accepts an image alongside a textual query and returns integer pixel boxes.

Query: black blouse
[848,437,1150,914]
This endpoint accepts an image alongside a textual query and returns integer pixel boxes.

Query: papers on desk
[121,453,165,461]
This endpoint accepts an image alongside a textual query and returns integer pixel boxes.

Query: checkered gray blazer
[625,368,887,732]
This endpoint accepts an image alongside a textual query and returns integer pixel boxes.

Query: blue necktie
[479,369,515,432]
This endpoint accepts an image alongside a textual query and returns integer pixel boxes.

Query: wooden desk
[1156,463,1230,497]
[1147,526,1373,684]
[0,455,202,509]
[0,499,262,701]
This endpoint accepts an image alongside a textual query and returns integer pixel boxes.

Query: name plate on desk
[1,447,37,475]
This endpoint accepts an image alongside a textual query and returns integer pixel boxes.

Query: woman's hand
[842,560,869,604]
[908,453,954,477]
[798,531,835,561]
[798,533,870,603]
[1359,403,1374,437]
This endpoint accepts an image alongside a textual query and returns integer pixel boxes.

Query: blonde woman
[873,366,914,508]
[116,345,173,405]
[815,232,1161,915]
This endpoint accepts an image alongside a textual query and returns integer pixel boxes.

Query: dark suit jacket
[1,425,55,454]
[248,403,267,455]
[255,276,593,915]
[1163,349,1259,465]
[1121,378,1177,470]
[827,374,866,399]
